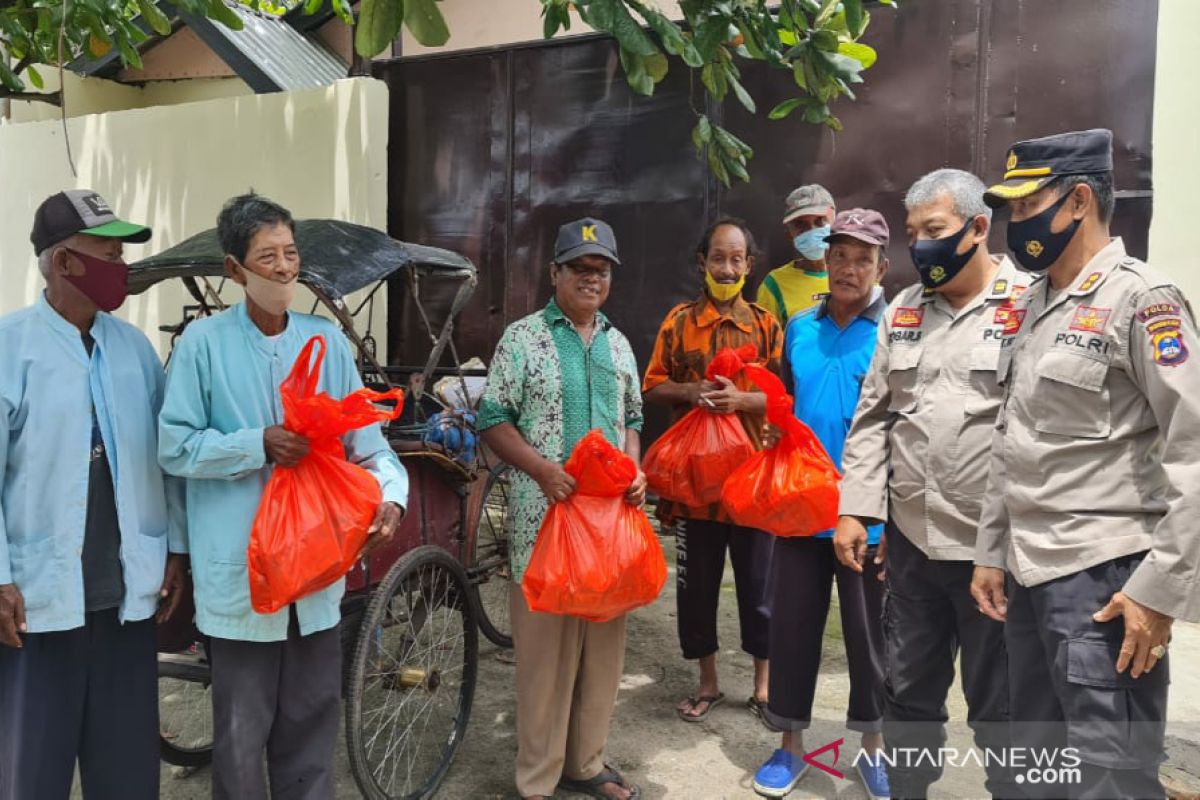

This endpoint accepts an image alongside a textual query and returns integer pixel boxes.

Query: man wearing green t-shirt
[756,184,836,325]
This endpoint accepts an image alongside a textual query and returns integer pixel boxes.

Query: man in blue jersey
[752,209,891,800]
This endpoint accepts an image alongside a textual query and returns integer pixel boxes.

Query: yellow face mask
[705,271,746,303]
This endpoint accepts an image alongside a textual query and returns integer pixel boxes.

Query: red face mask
[63,247,129,312]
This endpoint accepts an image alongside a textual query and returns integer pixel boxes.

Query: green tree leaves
[0,0,890,189]
[0,0,250,100]
[547,0,890,186]
[355,0,448,55]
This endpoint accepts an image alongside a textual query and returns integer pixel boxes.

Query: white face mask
[240,266,296,315]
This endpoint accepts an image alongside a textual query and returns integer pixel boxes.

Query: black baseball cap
[553,217,620,265]
[984,129,1114,208]
[31,189,152,254]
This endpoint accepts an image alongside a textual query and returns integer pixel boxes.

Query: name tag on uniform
[893,307,924,328]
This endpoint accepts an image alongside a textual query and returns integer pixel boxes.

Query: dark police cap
[983,129,1114,208]
[553,217,620,266]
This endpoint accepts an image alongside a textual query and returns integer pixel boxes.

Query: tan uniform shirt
[840,257,1031,560]
[975,239,1200,621]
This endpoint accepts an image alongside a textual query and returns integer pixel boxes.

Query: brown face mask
[63,247,129,312]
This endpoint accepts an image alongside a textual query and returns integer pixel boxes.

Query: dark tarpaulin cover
[127,219,475,299]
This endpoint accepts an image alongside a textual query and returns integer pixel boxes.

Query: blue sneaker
[857,756,891,800]
[753,748,808,798]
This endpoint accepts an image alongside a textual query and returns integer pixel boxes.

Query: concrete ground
[146,534,1200,800]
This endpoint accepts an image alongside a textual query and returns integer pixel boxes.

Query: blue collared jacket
[158,304,409,642]
[0,295,186,632]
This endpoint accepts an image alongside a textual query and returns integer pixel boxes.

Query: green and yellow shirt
[478,299,644,582]
[756,261,829,326]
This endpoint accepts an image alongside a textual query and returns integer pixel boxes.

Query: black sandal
[676,691,725,722]
[559,762,642,799]
[746,695,779,730]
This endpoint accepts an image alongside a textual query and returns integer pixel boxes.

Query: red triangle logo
[803,738,845,780]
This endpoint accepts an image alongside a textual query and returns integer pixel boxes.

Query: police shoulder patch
[1137,302,1181,323]
[1149,319,1189,367]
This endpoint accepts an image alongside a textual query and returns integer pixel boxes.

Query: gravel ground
[138,533,1200,800]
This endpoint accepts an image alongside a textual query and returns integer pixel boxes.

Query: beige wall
[0,77,390,356]
[399,0,683,55]
[5,70,251,125]
[1149,0,1199,303]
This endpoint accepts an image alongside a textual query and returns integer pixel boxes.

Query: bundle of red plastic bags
[522,429,667,622]
[642,344,758,509]
[248,335,405,614]
[721,365,841,537]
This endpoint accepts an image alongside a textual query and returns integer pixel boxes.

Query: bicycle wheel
[158,642,214,767]
[468,464,513,648]
[345,545,479,800]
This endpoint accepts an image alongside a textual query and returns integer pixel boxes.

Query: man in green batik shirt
[478,217,645,800]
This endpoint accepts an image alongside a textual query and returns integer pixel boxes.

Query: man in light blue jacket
[158,193,408,800]
[0,190,189,800]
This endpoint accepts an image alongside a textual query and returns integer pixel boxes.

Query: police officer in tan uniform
[971,130,1197,799]
[836,169,1029,798]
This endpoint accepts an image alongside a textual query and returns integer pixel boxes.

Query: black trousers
[764,536,885,732]
[0,609,159,800]
[1006,553,1167,800]
[883,525,1015,799]
[674,518,771,660]
[209,610,342,800]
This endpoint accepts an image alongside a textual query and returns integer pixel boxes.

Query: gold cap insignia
[1006,151,1018,171]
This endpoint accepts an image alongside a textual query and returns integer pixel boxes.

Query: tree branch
[0,88,61,105]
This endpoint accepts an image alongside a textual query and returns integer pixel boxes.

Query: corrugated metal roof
[191,2,347,92]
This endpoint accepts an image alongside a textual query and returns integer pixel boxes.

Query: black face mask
[1007,190,1080,272]
[909,218,979,289]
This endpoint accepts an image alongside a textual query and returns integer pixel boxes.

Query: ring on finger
[1150,644,1167,660]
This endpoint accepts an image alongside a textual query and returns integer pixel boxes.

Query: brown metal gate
[375,0,1157,432]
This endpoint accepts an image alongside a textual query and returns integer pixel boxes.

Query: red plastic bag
[642,344,758,508]
[523,430,667,622]
[248,335,405,614]
[721,365,841,537]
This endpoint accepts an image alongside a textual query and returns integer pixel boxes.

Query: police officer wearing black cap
[972,129,1200,798]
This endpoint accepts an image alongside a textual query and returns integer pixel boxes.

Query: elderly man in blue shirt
[0,190,188,799]
[753,209,892,800]
[158,193,408,799]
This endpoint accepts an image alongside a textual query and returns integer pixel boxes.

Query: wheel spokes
[355,561,471,797]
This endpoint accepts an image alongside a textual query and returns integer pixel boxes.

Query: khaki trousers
[510,583,627,797]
